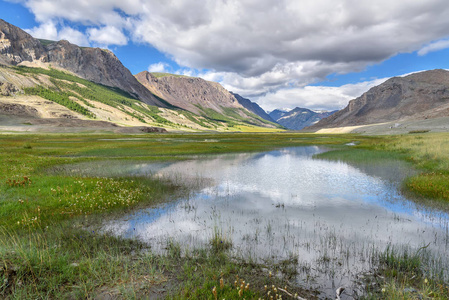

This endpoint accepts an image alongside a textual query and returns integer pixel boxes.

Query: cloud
[87,26,128,46]
[254,78,389,112]
[25,21,89,46]
[418,39,449,56]
[131,0,449,75]
[17,0,449,109]
[148,62,169,73]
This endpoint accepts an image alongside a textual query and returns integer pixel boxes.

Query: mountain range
[269,108,336,130]
[2,18,449,134]
[0,19,279,132]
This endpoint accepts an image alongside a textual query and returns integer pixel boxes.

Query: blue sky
[1,0,449,111]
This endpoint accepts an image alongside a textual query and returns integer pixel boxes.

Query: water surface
[93,147,449,298]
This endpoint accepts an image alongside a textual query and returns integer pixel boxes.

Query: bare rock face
[0,82,19,96]
[0,102,38,117]
[44,41,164,106]
[135,71,242,114]
[136,71,279,127]
[0,19,164,107]
[0,19,46,65]
[309,69,449,129]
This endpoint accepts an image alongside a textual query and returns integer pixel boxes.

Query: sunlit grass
[316,132,449,204]
[230,125,285,132]
[366,132,449,203]
[363,247,449,300]
[372,132,449,170]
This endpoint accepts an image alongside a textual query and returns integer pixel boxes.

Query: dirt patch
[0,102,39,117]
[0,95,85,119]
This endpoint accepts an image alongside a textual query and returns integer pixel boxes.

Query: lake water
[90,146,449,298]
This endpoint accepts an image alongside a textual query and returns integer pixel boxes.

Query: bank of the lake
[1,132,449,299]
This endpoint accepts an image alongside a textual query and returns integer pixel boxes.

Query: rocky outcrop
[0,19,164,106]
[231,92,275,122]
[269,107,336,130]
[308,69,449,129]
[0,19,47,65]
[0,102,38,117]
[0,82,19,96]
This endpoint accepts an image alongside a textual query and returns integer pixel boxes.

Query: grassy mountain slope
[0,65,282,132]
[135,71,281,130]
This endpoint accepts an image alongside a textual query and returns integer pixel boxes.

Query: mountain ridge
[269,107,336,130]
[0,19,164,107]
[135,71,279,128]
[308,69,449,130]
[0,19,279,132]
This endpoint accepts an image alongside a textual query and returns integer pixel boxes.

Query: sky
[1,0,449,112]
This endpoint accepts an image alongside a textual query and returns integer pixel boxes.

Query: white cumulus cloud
[25,21,89,46]
[87,26,128,46]
[418,39,449,56]
[254,78,389,112]
[148,62,169,73]
[16,0,449,109]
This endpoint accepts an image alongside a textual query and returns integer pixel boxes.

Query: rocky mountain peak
[135,71,242,114]
[0,19,163,106]
[0,19,46,65]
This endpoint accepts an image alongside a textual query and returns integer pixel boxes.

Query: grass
[150,72,190,78]
[362,246,449,299]
[369,133,449,204]
[1,132,449,298]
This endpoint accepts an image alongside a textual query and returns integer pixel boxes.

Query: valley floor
[313,116,449,135]
[1,132,448,299]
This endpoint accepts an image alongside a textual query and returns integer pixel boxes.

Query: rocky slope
[135,71,278,127]
[269,107,336,130]
[309,69,449,130]
[230,92,275,122]
[0,19,163,106]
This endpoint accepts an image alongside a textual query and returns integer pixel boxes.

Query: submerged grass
[1,132,449,298]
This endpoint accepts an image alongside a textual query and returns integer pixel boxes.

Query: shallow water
[90,146,449,298]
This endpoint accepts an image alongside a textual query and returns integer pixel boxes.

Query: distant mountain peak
[269,106,335,130]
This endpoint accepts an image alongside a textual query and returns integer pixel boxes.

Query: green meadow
[1,132,449,299]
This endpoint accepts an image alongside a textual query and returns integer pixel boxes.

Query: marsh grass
[210,227,233,253]
[317,133,449,204]
[363,246,449,299]
[368,133,449,203]
[0,222,164,299]
[1,132,449,298]
[1,133,347,298]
